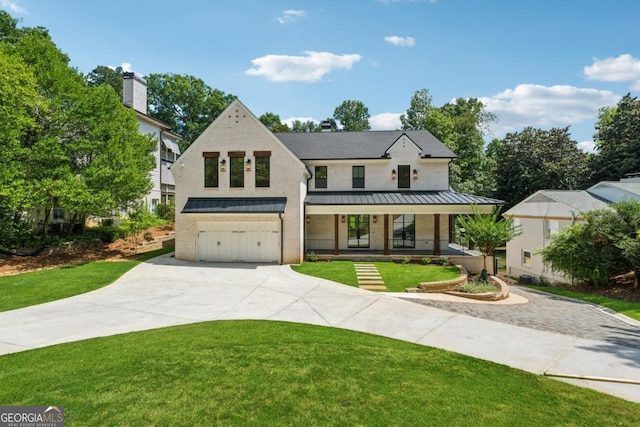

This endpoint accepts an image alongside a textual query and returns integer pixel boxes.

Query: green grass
[526,285,640,322]
[292,260,461,292]
[0,246,174,313]
[0,321,637,426]
[375,261,461,292]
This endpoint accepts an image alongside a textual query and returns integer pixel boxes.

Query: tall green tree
[291,119,319,132]
[494,127,589,208]
[259,112,291,132]
[590,94,640,183]
[86,65,123,97]
[0,12,156,241]
[146,73,236,147]
[333,100,370,131]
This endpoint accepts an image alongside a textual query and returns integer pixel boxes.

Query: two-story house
[172,99,502,264]
[123,72,181,212]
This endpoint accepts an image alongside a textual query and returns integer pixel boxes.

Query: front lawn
[0,246,174,312]
[292,260,461,292]
[0,321,638,426]
[526,285,640,322]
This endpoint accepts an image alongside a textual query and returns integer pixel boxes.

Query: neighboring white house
[122,72,181,213]
[504,177,640,284]
[172,99,502,265]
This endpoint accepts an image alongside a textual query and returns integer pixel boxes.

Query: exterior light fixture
[245,158,251,171]
[220,159,226,171]
[413,169,418,179]
[306,216,310,224]
[373,215,377,223]
[341,215,346,223]
[391,169,397,179]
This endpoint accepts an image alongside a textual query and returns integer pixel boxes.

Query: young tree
[146,73,236,147]
[456,205,521,279]
[86,65,123,96]
[333,100,370,131]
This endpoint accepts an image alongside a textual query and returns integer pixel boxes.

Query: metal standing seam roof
[305,191,503,205]
[182,197,287,214]
[274,130,457,160]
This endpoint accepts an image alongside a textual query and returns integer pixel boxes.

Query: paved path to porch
[0,254,639,404]
[354,262,387,291]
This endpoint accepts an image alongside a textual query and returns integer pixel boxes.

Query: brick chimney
[122,72,147,114]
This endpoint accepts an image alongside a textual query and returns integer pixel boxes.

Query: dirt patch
[0,225,174,277]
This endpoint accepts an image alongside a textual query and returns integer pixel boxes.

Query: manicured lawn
[526,285,640,322]
[0,246,174,312]
[374,261,460,292]
[0,321,638,426]
[292,260,460,292]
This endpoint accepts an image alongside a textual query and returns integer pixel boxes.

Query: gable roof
[527,190,611,212]
[274,130,456,160]
[587,181,640,202]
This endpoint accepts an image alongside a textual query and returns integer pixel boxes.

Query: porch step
[354,263,387,291]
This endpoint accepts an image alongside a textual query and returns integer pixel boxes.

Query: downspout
[279,212,284,265]
[159,129,164,205]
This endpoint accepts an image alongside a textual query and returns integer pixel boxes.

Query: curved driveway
[0,254,639,403]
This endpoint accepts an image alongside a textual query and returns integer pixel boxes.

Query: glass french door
[348,215,370,248]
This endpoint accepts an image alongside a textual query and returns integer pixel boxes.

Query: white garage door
[197,221,280,263]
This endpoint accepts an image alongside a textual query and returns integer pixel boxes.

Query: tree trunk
[635,268,640,289]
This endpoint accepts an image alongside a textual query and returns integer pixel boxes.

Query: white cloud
[283,116,316,127]
[384,36,415,47]
[109,62,133,73]
[1,0,26,13]
[370,112,402,130]
[277,9,305,24]
[246,51,362,82]
[584,54,640,82]
[479,84,620,137]
[577,140,596,153]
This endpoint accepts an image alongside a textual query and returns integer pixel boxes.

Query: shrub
[440,255,449,265]
[143,231,154,242]
[422,257,432,265]
[306,251,319,262]
[402,256,411,265]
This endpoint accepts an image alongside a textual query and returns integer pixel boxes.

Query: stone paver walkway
[355,263,387,291]
[406,285,640,349]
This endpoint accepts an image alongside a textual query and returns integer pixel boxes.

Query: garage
[197,220,280,263]
[182,197,287,264]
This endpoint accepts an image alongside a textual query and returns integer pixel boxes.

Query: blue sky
[3,0,640,150]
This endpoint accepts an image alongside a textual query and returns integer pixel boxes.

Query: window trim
[348,214,370,248]
[522,249,532,266]
[204,156,219,188]
[230,156,244,188]
[352,166,365,189]
[398,165,411,189]
[255,156,270,188]
[392,214,416,248]
[315,166,327,189]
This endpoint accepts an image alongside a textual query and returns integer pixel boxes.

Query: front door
[348,214,370,248]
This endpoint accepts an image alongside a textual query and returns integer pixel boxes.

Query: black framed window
[352,166,365,188]
[230,157,244,188]
[398,165,410,189]
[204,157,218,188]
[255,156,270,187]
[348,215,370,248]
[315,166,327,189]
[393,214,415,248]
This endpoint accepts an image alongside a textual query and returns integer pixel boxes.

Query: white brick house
[173,100,502,264]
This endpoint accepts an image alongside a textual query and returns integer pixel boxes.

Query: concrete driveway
[1,253,639,403]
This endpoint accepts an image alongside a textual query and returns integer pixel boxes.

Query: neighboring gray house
[172,99,502,265]
[504,176,640,283]
[122,72,181,212]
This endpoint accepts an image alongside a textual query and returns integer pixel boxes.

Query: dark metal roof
[274,130,456,160]
[182,197,287,214]
[305,191,504,205]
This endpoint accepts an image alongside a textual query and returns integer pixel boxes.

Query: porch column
[433,214,441,256]
[383,214,389,255]
[449,214,455,243]
[334,214,340,255]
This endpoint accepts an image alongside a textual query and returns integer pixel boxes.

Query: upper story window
[255,151,271,188]
[315,166,327,189]
[203,152,219,188]
[352,166,365,188]
[398,165,411,189]
[229,151,245,188]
